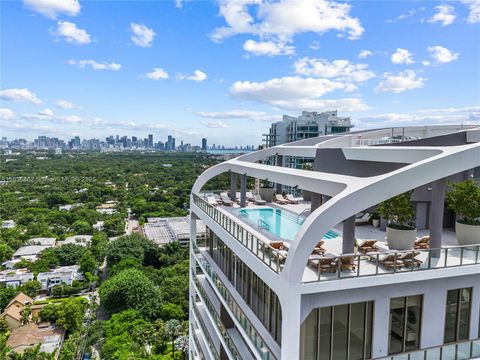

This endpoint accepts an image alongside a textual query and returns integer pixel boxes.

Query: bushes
[447,179,480,225]
[378,192,416,230]
[99,268,163,319]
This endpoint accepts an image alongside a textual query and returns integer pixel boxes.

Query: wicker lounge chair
[378,254,404,270]
[400,251,422,267]
[338,256,357,271]
[414,236,430,250]
[358,240,378,254]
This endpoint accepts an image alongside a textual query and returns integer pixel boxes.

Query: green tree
[0,243,14,264]
[378,192,416,230]
[72,220,92,235]
[99,269,163,319]
[79,250,97,274]
[39,303,58,323]
[165,319,182,357]
[19,280,42,298]
[56,298,85,333]
[0,287,19,311]
[446,179,480,225]
[90,232,108,262]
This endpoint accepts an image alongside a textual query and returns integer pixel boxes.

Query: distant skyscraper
[202,138,207,151]
[172,137,176,151]
[148,134,153,148]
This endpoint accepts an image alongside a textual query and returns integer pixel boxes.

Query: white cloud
[422,60,431,66]
[196,109,277,122]
[386,9,416,23]
[358,50,372,59]
[243,39,295,56]
[55,99,80,109]
[204,120,228,128]
[230,76,369,111]
[391,48,414,64]
[0,88,42,104]
[22,108,84,123]
[178,70,207,82]
[0,108,15,121]
[375,70,425,93]
[23,0,80,19]
[211,0,364,48]
[359,106,480,126]
[428,5,455,26]
[145,68,169,80]
[460,0,480,23]
[54,21,91,45]
[130,23,156,48]
[427,45,459,63]
[293,58,375,82]
[68,59,122,71]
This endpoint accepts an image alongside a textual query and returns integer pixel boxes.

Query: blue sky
[1,0,479,146]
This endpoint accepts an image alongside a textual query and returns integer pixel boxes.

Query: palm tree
[165,319,182,357]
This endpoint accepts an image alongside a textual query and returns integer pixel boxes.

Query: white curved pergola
[191,125,480,285]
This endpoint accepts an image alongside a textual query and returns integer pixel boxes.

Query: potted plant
[371,212,380,228]
[378,192,417,250]
[446,179,480,245]
[259,179,274,202]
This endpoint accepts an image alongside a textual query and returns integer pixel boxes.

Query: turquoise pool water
[239,208,338,241]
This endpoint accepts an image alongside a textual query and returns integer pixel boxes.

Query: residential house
[7,322,65,358]
[0,293,33,330]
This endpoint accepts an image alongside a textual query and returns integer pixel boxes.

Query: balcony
[192,193,480,285]
[379,338,480,360]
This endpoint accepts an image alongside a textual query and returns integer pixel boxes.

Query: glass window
[389,295,422,355]
[300,302,373,360]
[444,288,472,343]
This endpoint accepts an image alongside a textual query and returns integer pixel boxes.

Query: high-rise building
[263,110,354,148]
[202,138,207,151]
[189,125,480,360]
[148,134,153,148]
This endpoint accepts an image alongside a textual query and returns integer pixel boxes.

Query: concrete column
[371,297,390,358]
[420,286,447,349]
[230,172,237,201]
[322,194,331,204]
[240,174,247,208]
[342,216,355,254]
[275,155,283,194]
[469,282,480,340]
[280,289,302,360]
[429,178,446,256]
[310,193,322,212]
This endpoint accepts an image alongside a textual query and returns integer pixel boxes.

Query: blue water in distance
[239,207,338,241]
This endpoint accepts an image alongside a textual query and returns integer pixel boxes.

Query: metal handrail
[258,218,270,230]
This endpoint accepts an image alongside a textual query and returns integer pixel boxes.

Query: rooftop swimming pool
[239,207,338,241]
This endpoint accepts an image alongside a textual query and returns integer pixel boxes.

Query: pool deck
[211,200,467,283]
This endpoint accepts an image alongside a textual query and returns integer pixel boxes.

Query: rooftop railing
[193,246,278,360]
[379,338,480,360]
[191,299,220,360]
[192,193,285,273]
[304,245,480,283]
[193,273,243,360]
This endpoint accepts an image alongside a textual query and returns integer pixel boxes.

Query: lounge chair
[414,236,429,250]
[246,191,255,201]
[355,213,371,226]
[358,240,378,254]
[337,256,357,271]
[312,240,326,255]
[213,194,222,204]
[207,196,218,206]
[400,251,422,267]
[273,194,289,205]
[253,194,266,205]
[378,254,404,270]
[284,194,301,204]
[270,241,289,259]
[309,256,337,273]
[220,195,234,206]
[236,192,242,202]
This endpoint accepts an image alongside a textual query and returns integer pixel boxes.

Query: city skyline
[1,0,479,146]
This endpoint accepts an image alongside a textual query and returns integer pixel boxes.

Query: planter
[456,221,480,245]
[259,188,274,202]
[386,226,417,250]
[372,219,380,228]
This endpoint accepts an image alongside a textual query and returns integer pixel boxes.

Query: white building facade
[189,125,480,360]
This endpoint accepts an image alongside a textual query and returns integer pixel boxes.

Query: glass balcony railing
[193,273,243,360]
[379,339,480,360]
[304,245,480,283]
[192,299,220,360]
[192,193,285,273]
[193,247,278,360]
